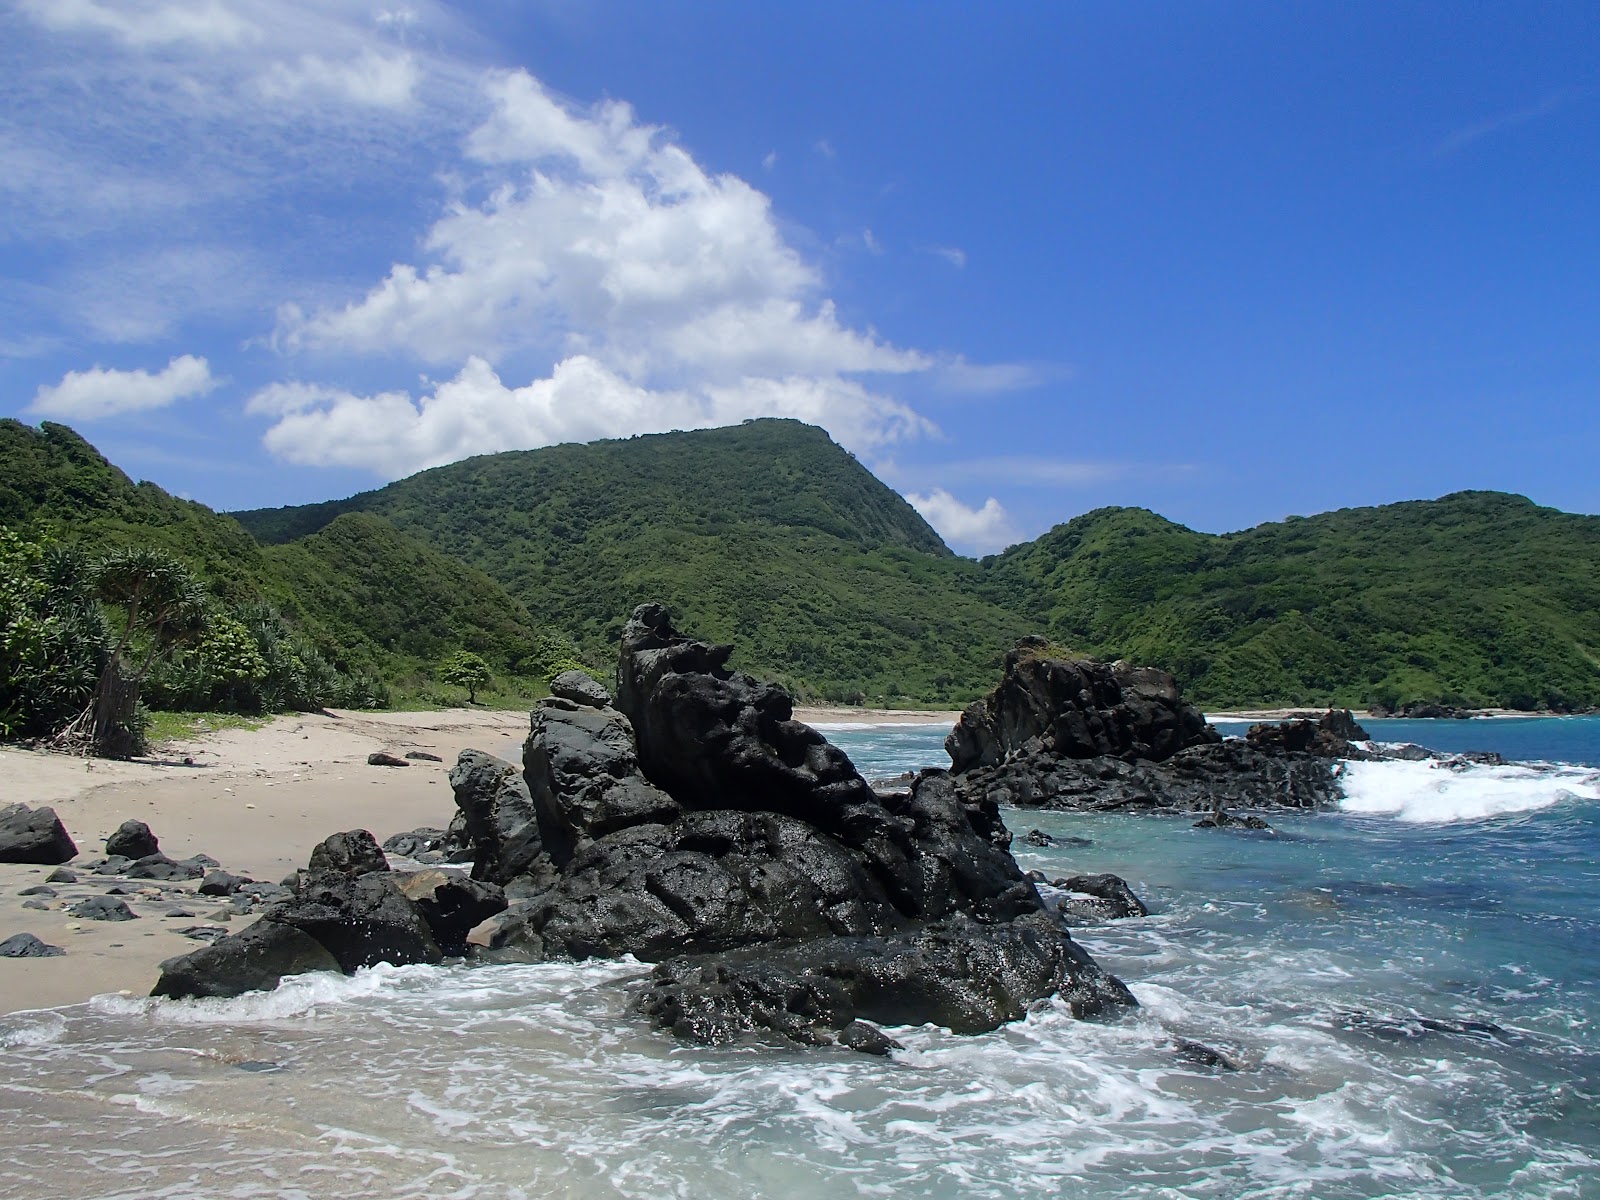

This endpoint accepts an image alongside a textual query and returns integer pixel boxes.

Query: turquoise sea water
[3,718,1598,1198]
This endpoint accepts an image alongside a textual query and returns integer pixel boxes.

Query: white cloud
[31,355,217,420]
[257,51,420,109]
[247,355,932,478]
[762,150,777,170]
[814,138,836,159]
[905,488,1019,555]
[930,246,967,269]
[20,0,260,48]
[280,68,897,380]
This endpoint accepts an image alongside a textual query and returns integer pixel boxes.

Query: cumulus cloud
[259,68,959,472]
[31,355,217,420]
[905,488,1019,555]
[247,355,932,479]
[278,69,923,384]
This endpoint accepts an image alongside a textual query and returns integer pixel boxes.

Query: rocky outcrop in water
[946,638,1220,773]
[151,606,1136,1048]
[1245,709,1371,758]
[947,643,1347,813]
[466,606,1131,1048]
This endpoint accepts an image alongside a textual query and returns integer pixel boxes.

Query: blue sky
[2,2,1595,554]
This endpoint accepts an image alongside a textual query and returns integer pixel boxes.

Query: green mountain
[234,420,1030,703]
[10,417,1598,712]
[0,420,569,694]
[985,493,1600,709]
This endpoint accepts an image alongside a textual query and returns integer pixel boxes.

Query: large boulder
[946,639,1219,773]
[306,830,389,879]
[640,911,1134,1047]
[1246,709,1372,759]
[449,750,549,885]
[105,819,159,860]
[522,698,681,863]
[0,804,77,865]
[260,872,442,973]
[548,669,612,708]
[152,919,342,999]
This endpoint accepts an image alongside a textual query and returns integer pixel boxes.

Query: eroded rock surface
[0,804,77,865]
[477,605,1133,1047]
[152,606,1136,1050]
[948,643,1350,813]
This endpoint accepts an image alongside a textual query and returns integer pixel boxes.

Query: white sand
[0,707,527,1015]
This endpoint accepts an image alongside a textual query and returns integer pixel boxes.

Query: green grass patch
[143,710,272,744]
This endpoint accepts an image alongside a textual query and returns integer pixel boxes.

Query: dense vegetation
[9,417,1599,714]
[983,495,1600,709]
[235,421,1031,703]
[0,420,580,730]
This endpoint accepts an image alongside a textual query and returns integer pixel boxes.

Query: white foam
[90,961,438,1024]
[1338,757,1600,823]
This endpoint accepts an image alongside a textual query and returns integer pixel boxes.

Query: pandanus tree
[56,548,208,756]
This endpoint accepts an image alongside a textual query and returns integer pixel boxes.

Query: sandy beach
[1,704,963,1015]
[0,707,532,1015]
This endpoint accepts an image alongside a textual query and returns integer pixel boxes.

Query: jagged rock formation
[152,829,508,999]
[152,606,1136,1048]
[948,642,1347,812]
[1245,709,1372,758]
[469,605,1132,1046]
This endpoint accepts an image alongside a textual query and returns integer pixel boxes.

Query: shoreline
[2,700,1583,1015]
[0,707,527,1016]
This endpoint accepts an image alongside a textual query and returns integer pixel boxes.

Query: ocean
[4,717,1598,1199]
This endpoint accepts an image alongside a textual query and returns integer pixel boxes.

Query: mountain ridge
[8,417,1599,710]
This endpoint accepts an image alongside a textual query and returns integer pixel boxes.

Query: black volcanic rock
[471,604,1133,1047]
[948,646,1346,814]
[126,853,205,881]
[105,820,159,860]
[0,804,77,865]
[548,669,612,708]
[153,603,1137,1046]
[522,697,681,863]
[640,911,1134,1047]
[957,740,1341,813]
[152,920,342,999]
[1,932,65,958]
[1246,710,1372,759]
[307,830,389,879]
[450,749,549,885]
[946,640,1219,773]
[396,869,507,955]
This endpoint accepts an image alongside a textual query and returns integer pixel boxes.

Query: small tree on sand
[441,650,492,704]
[56,548,207,757]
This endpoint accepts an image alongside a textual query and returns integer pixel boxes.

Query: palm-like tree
[57,548,208,756]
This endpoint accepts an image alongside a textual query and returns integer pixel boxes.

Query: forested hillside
[984,493,1600,709]
[10,418,1598,711]
[0,420,576,709]
[235,421,1029,702]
